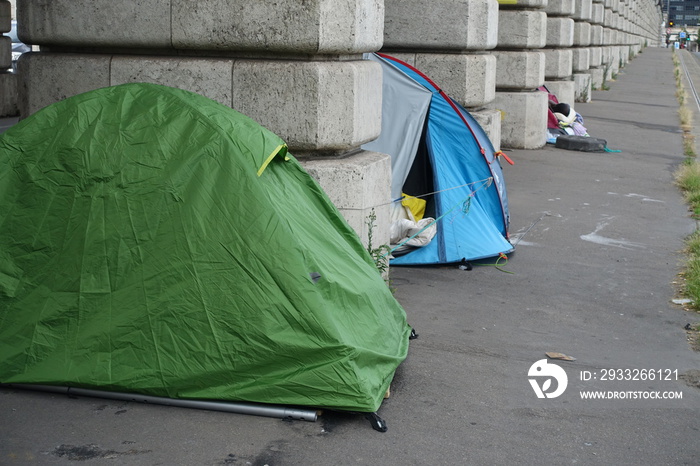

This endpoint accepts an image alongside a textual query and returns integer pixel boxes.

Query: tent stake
[4,384,318,422]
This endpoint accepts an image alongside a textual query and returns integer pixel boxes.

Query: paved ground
[1,47,699,465]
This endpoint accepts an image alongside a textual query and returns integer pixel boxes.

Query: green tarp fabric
[0,83,410,412]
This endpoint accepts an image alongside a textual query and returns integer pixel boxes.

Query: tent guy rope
[382,178,496,257]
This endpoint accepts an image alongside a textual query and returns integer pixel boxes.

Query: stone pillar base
[0,72,18,117]
[589,67,605,90]
[299,150,391,248]
[471,108,502,152]
[490,90,548,149]
[574,73,592,103]
[545,80,575,107]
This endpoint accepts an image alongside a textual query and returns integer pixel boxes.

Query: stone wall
[382,0,501,149]
[491,0,549,149]
[572,0,593,103]
[9,0,664,246]
[543,0,576,107]
[17,0,392,246]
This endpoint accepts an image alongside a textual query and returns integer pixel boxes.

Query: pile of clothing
[546,101,589,143]
[539,86,616,153]
[538,85,589,144]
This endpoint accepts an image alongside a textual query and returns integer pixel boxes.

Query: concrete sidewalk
[1,47,699,465]
[391,46,700,464]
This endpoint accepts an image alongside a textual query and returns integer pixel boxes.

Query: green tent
[0,83,410,413]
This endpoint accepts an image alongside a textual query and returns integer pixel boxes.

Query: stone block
[172,0,384,54]
[573,21,592,46]
[0,71,18,117]
[618,45,630,65]
[414,53,496,107]
[470,108,502,152]
[300,150,391,247]
[110,56,234,107]
[591,24,603,45]
[544,80,575,107]
[498,10,547,49]
[0,0,10,33]
[0,35,9,70]
[20,0,172,48]
[608,46,620,75]
[589,46,602,67]
[21,0,383,55]
[546,17,575,48]
[384,0,498,51]
[604,28,615,46]
[19,53,111,117]
[589,66,604,89]
[601,46,612,69]
[625,21,635,35]
[612,29,621,45]
[494,51,545,90]
[490,90,548,149]
[232,59,382,152]
[604,8,614,27]
[572,0,593,21]
[572,48,590,72]
[544,0,575,16]
[573,73,591,102]
[543,49,573,79]
[591,3,605,24]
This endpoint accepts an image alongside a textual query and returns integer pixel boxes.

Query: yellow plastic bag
[401,194,426,221]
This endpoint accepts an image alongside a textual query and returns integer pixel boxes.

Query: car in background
[9,21,30,72]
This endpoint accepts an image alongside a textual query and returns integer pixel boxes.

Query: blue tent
[363,53,513,265]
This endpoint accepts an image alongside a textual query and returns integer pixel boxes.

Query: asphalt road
[1,47,699,465]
